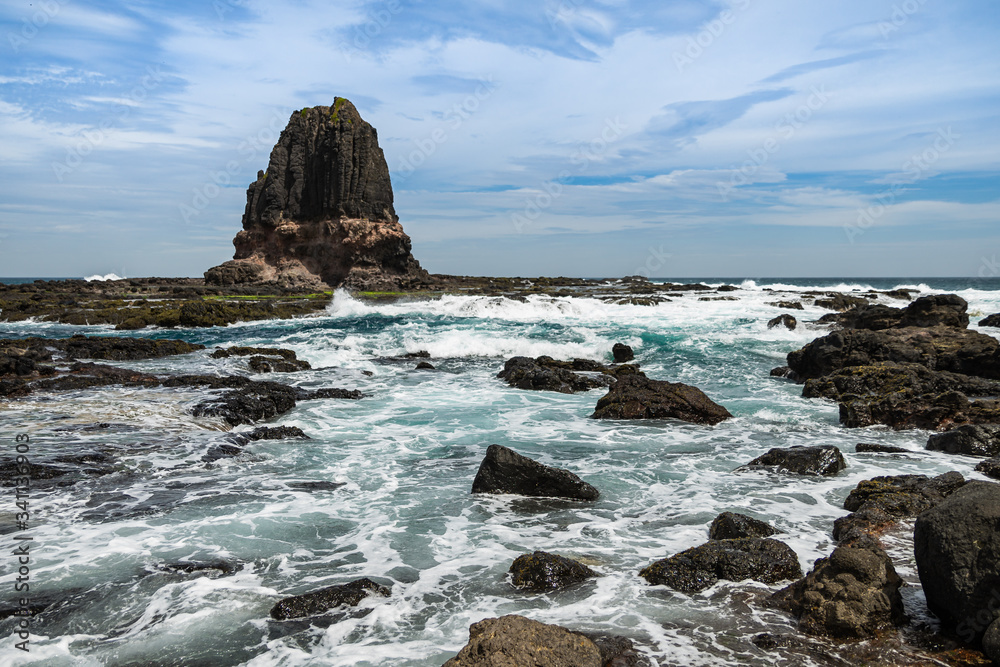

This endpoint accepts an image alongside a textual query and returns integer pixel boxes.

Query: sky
[0,0,998,279]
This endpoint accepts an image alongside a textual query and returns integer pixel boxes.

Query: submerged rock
[591,374,732,425]
[443,615,602,667]
[270,577,390,620]
[914,481,1000,646]
[767,314,797,330]
[205,98,428,290]
[212,346,299,361]
[709,512,778,540]
[738,446,846,477]
[509,551,599,591]
[471,445,599,501]
[639,538,801,594]
[770,543,906,638]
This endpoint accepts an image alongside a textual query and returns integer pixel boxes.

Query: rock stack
[205,98,428,290]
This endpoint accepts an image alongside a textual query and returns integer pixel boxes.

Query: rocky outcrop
[802,362,1000,401]
[914,481,1000,646]
[639,538,801,594]
[767,315,797,330]
[815,293,870,312]
[770,543,906,638]
[205,98,428,290]
[738,446,846,477]
[981,313,1000,327]
[926,424,1000,457]
[840,391,1000,430]
[270,577,390,620]
[497,357,611,394]
[591,374,732,425]
[471,445,599,501]
[443,615,602,667]
[709,512,778,540]
[612,343,634,363]
[854,443,909,454]
[508,551,599,591]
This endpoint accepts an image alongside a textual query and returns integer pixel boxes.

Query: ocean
[2,278,999,666]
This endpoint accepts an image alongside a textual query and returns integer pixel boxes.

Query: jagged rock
[443,615,602,667]
[33,362,160,393]
[767,315,797,330]
[1,335,203,362]
[471,445,599,501]
[270,577,390,620]
[815,293,869,312]
[585,635,648,667]
[981,314,1000,327]
[836,304,906,330]
[205,98,428,290]
[770,543,906,638]
[855,443,910,454]
[709,512,778,540]
[247,356,311,373]
[612,343,634,363]
[840,391,1000,430]
[508,551,599,591]
[914,481,1000,646]
[498,356,610,394]
[769,366,796,380]
[787,326,1000,381]
[212,346,299,361]
[975,459,1000,480]
[802,362,1000,401]
[768,301,804,310]
[639,538,801,594]
[234,426,310,443]
[201,443,243,463]
[885,289,915,301]
[591,374,732,425]
[899,294,969,328]
[738,446,846,477]
[834,472,966,544]
[927,424,1000,457]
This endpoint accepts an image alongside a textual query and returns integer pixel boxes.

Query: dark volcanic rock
[739,446,846,477]
[585,635,648,667]
[639,538,801,594]
[234,426,310,443]
[770,543,906,638]
[205,98,428,290]
[247,356,311,373]
[836,304,905,330]
[981,313,1000,327]
[914,481,1000,646]
[975,459,1000,480]
[709,512,778,540]
[508,551,599,591]
[498,356,609,394]
[270,577,390,620]
[767,301,804,310]
[815,293,869,312]
[443,615,602,667]
[591,374,732,425]
[802,362,1000,401]
[48,336,204,361]
[855,443,910,454]
[839,391,1000,430]
[212,346,298,360]
[899,294,969,328]
[927,424,1000,457]
[612,343,634,363]
[767,314,797,330]
[471,445,599,501]
[415,361,435,370]
[787,326,1000,381]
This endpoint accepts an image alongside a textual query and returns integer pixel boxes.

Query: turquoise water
[2,279,999,665]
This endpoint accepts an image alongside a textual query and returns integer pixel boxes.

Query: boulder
[855,443,910,454]
[739,446,846,477]
[443,615,602,667]
[205,98,429,290]
[981,314,1000,328]
[787,326,1000,381]
[612,343,634,363]
[840,391,1000,430]
[270,577,390,620]
[508,551,599,591]
[416,361,435,370]
[767,315,797,330]
[898,294,969,328]
[802,362,1000,401]
[247,356,311,373]
[770,543,906,638]
[836,304,905,331]
[914,481,1000,645]
[639,538,801,594]
[767,301,804,310]
[471,445,599,501]
[709,512,778,540]
[975,459,1000,480]
[591,374,732,425]
[927,424,1000,457]
[815,293,870,311]
[498,357,609,394]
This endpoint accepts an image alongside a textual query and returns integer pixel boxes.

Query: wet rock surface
[508,551,599,591]
[926,424,1000,457]
[767,314,797,330]
[709,512,778,540]
[739,446,846,477]
[443,615,602,667]
[497,356,610,394]
[591,373,732,425]
[471,445,599,501]
[270,577,391,621]
[639,538,801,594]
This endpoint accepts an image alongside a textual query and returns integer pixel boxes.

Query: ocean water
[1,278,999,666]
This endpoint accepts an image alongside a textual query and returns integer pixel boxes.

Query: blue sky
[0,0,998,278]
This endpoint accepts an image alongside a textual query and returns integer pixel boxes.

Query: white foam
[84,273,124,282]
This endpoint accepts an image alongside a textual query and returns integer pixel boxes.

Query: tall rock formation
[205,98,428,290]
